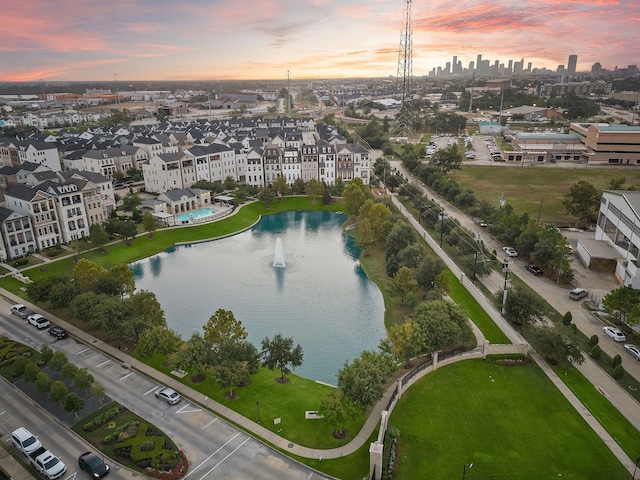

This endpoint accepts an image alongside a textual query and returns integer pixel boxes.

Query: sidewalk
[391,162,640,475]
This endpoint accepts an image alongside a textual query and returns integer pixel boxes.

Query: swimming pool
[175,208,214,222]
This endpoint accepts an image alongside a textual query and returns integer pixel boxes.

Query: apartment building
[142,152,195,193]
[0,206,36,260]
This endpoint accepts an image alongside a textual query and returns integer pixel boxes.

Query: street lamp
[632,455,640,479]
[462,462,473,480]
[256,400,261,424]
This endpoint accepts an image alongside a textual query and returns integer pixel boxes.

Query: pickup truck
[11,304,33,319]
[28,446,67,480]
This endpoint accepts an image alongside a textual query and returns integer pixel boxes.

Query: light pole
[501,259,510,315]
[439,210,446,248]
[632,455,639,479]
[256,400,261,424]
[462,462,473,480]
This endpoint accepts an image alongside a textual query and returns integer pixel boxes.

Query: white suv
[11,427,41,456]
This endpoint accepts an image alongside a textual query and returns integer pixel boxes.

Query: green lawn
[391,360,630,480]
[144,354,367,450]
[449,166,640,226]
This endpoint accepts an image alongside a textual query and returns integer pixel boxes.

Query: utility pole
[473,236,481,278]
[113,73,119,106]
[439,210,446,248]
[287,70,291,114]
[501,259,510,315]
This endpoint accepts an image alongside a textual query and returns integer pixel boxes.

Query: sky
[1,0,638,82]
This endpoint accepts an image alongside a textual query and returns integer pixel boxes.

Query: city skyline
[1,0,638,82]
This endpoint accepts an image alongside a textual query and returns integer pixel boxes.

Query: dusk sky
[1,0,638,82]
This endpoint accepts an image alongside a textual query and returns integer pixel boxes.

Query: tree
[90,223,109,252]
[498,286,545,326]
[49,281,80,308]
[40,344,54,364]
[203,309,247,346]
[272,175,289,196]
[258,187,275,209]
[342,178,372,216]
[532,325,584,365]
[122,193,142,212]
[49,351,68,371]
[223,176,237,191]
[261,333,304,383]
[306,178,323,204]
[213,351,249,399]
[61,362,78,380]
[414,300,468,352]
[602,285,640,326]
[562,180,601,224]
[49,381,68,405]
[386,223,415,258]
[398,244,425,269]
[172,332,212,372]
[142,211,159,238]
[35,372,53,394]
[69,240,81,261]
[64,392,85,419]
[135,325,182,358]
[91,383,107,406]
[107,263,136,297]
[74,368,95,392]
[389,266,418,303]
[73,259,107,291]
[119,220,138,246]
[430,144,462,173]
[24,362,40,382]
[355,217,375,250]
[337,350,396,408]
[318,389,359,438]
[415,257,445,291]
[388,320,424,365]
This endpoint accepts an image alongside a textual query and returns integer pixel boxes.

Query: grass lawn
[449,166,640,226]
[144,354,367,450]
[391,360,629,480]
[551,365,640,459]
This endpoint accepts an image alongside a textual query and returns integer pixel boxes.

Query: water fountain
[273,237,286,267]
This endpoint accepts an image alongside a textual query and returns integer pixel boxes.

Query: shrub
[140,441,155,452]
[83,406,122,431]
[589,335,599,347]
[562,312,572,325]
[590,345,602,360]
[613,364,624,379]
[104,421,139,444]
[612,354,622,368]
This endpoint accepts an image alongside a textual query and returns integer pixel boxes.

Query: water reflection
[131,210,385,384]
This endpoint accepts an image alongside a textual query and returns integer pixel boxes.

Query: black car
[78,451,109,479]
[48,326,68,339]
[525,264,543,276]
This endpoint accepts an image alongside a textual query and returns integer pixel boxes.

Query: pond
[131,210,386,384]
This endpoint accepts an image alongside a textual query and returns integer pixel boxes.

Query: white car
[624,344,640,360]
[27,314,50,329]
[603,326,626,342]
[154,387,181,405]
[503,247,518,257]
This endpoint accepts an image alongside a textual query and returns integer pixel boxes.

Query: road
[392,160,640,393]
[0,301,331,480]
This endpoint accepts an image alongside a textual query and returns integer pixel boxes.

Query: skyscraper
[568,54,577,74]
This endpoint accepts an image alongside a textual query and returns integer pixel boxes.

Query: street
[0,300,331,480]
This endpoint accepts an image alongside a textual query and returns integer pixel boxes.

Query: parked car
[525,264,543,275]
[48,326,68,339]
[78,451,110,479]
[568,288,588,300]
[503,246,518,257]
[28,313,51,329]
[473,217,487,227]
[624,344,640,360]
[11,427,41,456]
[154,387,181,405]
[603,326,626,342]
[11,304,33,319]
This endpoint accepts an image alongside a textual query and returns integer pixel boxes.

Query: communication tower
[394,0,413,136]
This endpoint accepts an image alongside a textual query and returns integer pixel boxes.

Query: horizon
[1,0,639,82]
